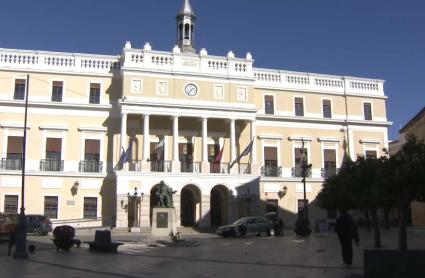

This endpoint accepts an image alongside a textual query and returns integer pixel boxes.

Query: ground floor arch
[210,184,230,226]
[180,184,202,227]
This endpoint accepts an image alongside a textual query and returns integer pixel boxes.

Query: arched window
[179,24,183,40]
[184,23,190,39]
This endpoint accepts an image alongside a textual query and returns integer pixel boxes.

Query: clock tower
[176,0,196,53]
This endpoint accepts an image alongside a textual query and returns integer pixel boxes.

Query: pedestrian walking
[335,210,359,265]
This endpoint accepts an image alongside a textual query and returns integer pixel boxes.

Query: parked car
[0,213,17,240]
[216,217,275,238]
[25,214,52,235]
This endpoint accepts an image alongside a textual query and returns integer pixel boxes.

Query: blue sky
[1,0,424,140]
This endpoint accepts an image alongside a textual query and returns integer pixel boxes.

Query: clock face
[184,83,198,97]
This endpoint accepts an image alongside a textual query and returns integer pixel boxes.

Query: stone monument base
[151,207,177,237]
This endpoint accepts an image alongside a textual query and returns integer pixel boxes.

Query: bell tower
[176,0,196,53]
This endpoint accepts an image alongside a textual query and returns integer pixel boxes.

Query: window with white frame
[44,196,58,219]
[363,102,372,120]
[294,97,304,116]
[14,79,26,100]
[89,83,100,104]
[51,81,63,102]
[83,197,97,219]
[4,195,18,213]
[322,99,332,118]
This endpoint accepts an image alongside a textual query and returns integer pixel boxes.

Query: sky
[0,0,424,140]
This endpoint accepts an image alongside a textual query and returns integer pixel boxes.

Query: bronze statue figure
[155,181,177,208]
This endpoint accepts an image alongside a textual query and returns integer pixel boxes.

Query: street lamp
[14,74,30,259]
[127,187,144,229]
[300,139,312,222]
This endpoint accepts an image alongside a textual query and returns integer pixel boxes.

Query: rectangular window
[14,79,26,100]
[89,83,100,104]
[46,138,62,160]
[51,81,63,102]
[295,97,304,116]
[263,146,278,176]
[83,197,97,219]
[264,95,274,114]
[4,195,18,213]
[364,102,372,120]
[323,149,336,169]
[44,196,58,219]
[365,150,377,159]
[322,99,332,118]
[84,139,100,161]
[295,147,308,167]
[5,136,23,170]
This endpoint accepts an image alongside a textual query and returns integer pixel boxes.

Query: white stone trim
[258,135,284,140]
[78,127,107,132]
[359,139,381,144]
[39,125,69,131]
[288,136,312,142]
[317,137,339,143]
[41,178,63,189]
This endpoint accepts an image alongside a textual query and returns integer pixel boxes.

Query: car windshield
[233,219,248,225]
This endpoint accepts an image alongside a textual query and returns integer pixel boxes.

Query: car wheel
[33,227,42,236]
[234,228,242,238]
[267,228,275,237]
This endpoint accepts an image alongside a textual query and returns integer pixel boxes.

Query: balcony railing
[321,168,339,178]
[79,160,103,173]
[180,161,201,173]
[151,161,172,173]
[129,160,142,171]
[210,162,230,174]
[291,166,312,178]
[238,163,251,174]
[1,158,23,170]
[261,166,282,177]
[40,159,64,172]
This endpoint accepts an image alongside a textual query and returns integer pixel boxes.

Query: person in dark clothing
[335,210,359,265]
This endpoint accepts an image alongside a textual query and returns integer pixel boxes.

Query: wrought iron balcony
[40,159,64,172]
[151,161,172,173]
[180,161,201,173]
[79,160,103,173]
[238,163,251,174]
[1,158,23,170]
[210,162,230,174]
[129,160,142,171]
[261,166,282,177]
[291,166,312,178]
[321,168,339,178]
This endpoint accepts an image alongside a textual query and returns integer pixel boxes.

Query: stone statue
[156,181,177,208]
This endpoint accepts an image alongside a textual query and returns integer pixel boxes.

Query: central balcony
[291,166,312,178]
[79,160,103,173]
[261,166,282,177]
[40,159,64,172]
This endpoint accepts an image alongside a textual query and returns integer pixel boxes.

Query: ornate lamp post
[300,139,312,222]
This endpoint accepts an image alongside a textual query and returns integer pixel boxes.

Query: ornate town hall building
[0,0,390,229]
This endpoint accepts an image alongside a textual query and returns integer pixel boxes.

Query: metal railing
[291,166,312,178]
[321,168,339,178]
[261,166,282,177]
[180,161,201,173]
[79,160,103,173]
[1,158,22,170]
[151,161,172,173]
[40,159,64,172]
[239,163,251,174]
[129,160,142,171]
[210,162,230,174]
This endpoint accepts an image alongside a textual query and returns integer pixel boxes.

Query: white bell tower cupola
[176,0,196,53]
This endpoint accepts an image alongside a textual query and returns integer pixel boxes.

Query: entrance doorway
[180,184,201,227]
[210,185,229,226]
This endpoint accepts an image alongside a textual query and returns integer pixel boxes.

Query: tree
[388,136,425,250]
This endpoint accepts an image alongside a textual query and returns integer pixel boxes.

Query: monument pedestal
[151,207,177,237]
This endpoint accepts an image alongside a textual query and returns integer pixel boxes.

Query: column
[120,113,128,170]
[141,114,150,171]
[250,120,258,175]
[172,116,180,172]
[201,117,209,173]
[230,119,237,174]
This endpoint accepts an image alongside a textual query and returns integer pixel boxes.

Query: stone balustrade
[254,68,385,96]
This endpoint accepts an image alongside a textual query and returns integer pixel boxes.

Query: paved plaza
[0,228,424,278]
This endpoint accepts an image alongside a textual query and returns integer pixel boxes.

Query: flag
[213,142,225,163]
[154,137,165,161]
[123,141,132,163]
[114,146,126,170]
[230,139,253,168]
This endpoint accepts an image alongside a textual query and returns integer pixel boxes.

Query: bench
[84,230,123,253]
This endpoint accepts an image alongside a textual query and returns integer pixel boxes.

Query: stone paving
[0,228,424,278]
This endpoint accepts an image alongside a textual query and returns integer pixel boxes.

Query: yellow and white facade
[0,0,390,229]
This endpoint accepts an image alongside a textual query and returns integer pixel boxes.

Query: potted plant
[52,225,79,251]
